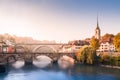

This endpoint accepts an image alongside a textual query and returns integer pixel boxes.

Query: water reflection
[74,64,120,77]
[4,70,72,80]
[33,55,52,68]
[58,56,74,69]
[11,61,25,69]
[0,64,120,80]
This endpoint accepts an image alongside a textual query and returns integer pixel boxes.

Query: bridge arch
[6,55,16,63]
[32,45,57,53]
[34,55,52,61]
[33,55,53,68]
[15,45,29,53]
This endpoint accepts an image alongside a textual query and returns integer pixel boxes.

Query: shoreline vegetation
[75,55,120,70]
[75,45,120,69]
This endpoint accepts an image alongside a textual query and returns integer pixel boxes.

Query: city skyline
[0,0,120,43]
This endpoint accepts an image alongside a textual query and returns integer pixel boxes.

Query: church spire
[95,15,101,40]
[96,16,100,29]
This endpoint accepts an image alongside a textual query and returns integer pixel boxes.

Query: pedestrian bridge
[0,43,76,65]
[15,43,68,53]
[0,52,75,65]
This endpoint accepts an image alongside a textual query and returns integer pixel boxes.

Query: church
[95,18,116,52]
[94,17,101,40]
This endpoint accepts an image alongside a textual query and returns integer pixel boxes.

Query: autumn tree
[68,40,89,46]
[114,33,120,52]
[90,37,100,50]
[100,33,114,43]
[77,45,96,64]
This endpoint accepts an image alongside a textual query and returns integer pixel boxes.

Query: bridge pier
[25,60,33,65]
[24,53,33,65]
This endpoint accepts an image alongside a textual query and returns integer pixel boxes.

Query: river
[0,63,120,80]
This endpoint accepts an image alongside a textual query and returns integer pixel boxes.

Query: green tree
[90,37,100,50]
[77,45,96,64]
[114,33,120,52]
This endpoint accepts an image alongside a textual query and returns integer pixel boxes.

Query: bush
[99,53,120,66]
[76,45,96,64]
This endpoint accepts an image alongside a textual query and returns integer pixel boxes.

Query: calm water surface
[0,64,120,80]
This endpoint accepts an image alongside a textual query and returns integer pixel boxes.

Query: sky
[0,0,120,43]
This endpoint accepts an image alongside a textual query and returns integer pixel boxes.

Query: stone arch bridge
[15,43,66,53]
[0,43,76,65]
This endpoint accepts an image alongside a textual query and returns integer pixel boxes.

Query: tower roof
[96,16,100,30]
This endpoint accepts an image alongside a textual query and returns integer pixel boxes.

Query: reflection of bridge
[0,43,75,65]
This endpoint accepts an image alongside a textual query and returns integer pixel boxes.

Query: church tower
[95,17,101,40]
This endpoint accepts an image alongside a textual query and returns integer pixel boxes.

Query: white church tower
[95,17,101,40]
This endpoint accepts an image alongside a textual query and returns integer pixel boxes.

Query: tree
[100,33,114,43]
[76,45,96,64]
[68,40,89,46]
[114,33,120,52]
[90,37,100,50]
[3,33,16,44]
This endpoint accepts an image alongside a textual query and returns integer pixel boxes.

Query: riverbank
[100,64,120,69]
[75,61,120,69]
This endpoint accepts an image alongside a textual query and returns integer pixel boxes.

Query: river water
[0,63,120,80]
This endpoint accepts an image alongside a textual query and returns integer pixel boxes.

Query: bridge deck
[0,52,75,54]
[15,43,69,45]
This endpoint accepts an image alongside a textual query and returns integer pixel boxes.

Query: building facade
[97,42,116,52]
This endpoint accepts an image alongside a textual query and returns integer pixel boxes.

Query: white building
[59,45,82,53]
[98,42,116,52]
[71,45,82,52]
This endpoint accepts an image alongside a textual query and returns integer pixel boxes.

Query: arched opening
[33,46,57,53]
[7,56,16,63]
[15,46,26,53]
[6,55,25,69]
[33,55,52,68]
[33,46,58,63]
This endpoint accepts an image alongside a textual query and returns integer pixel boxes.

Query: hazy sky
[0,0,120,43]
